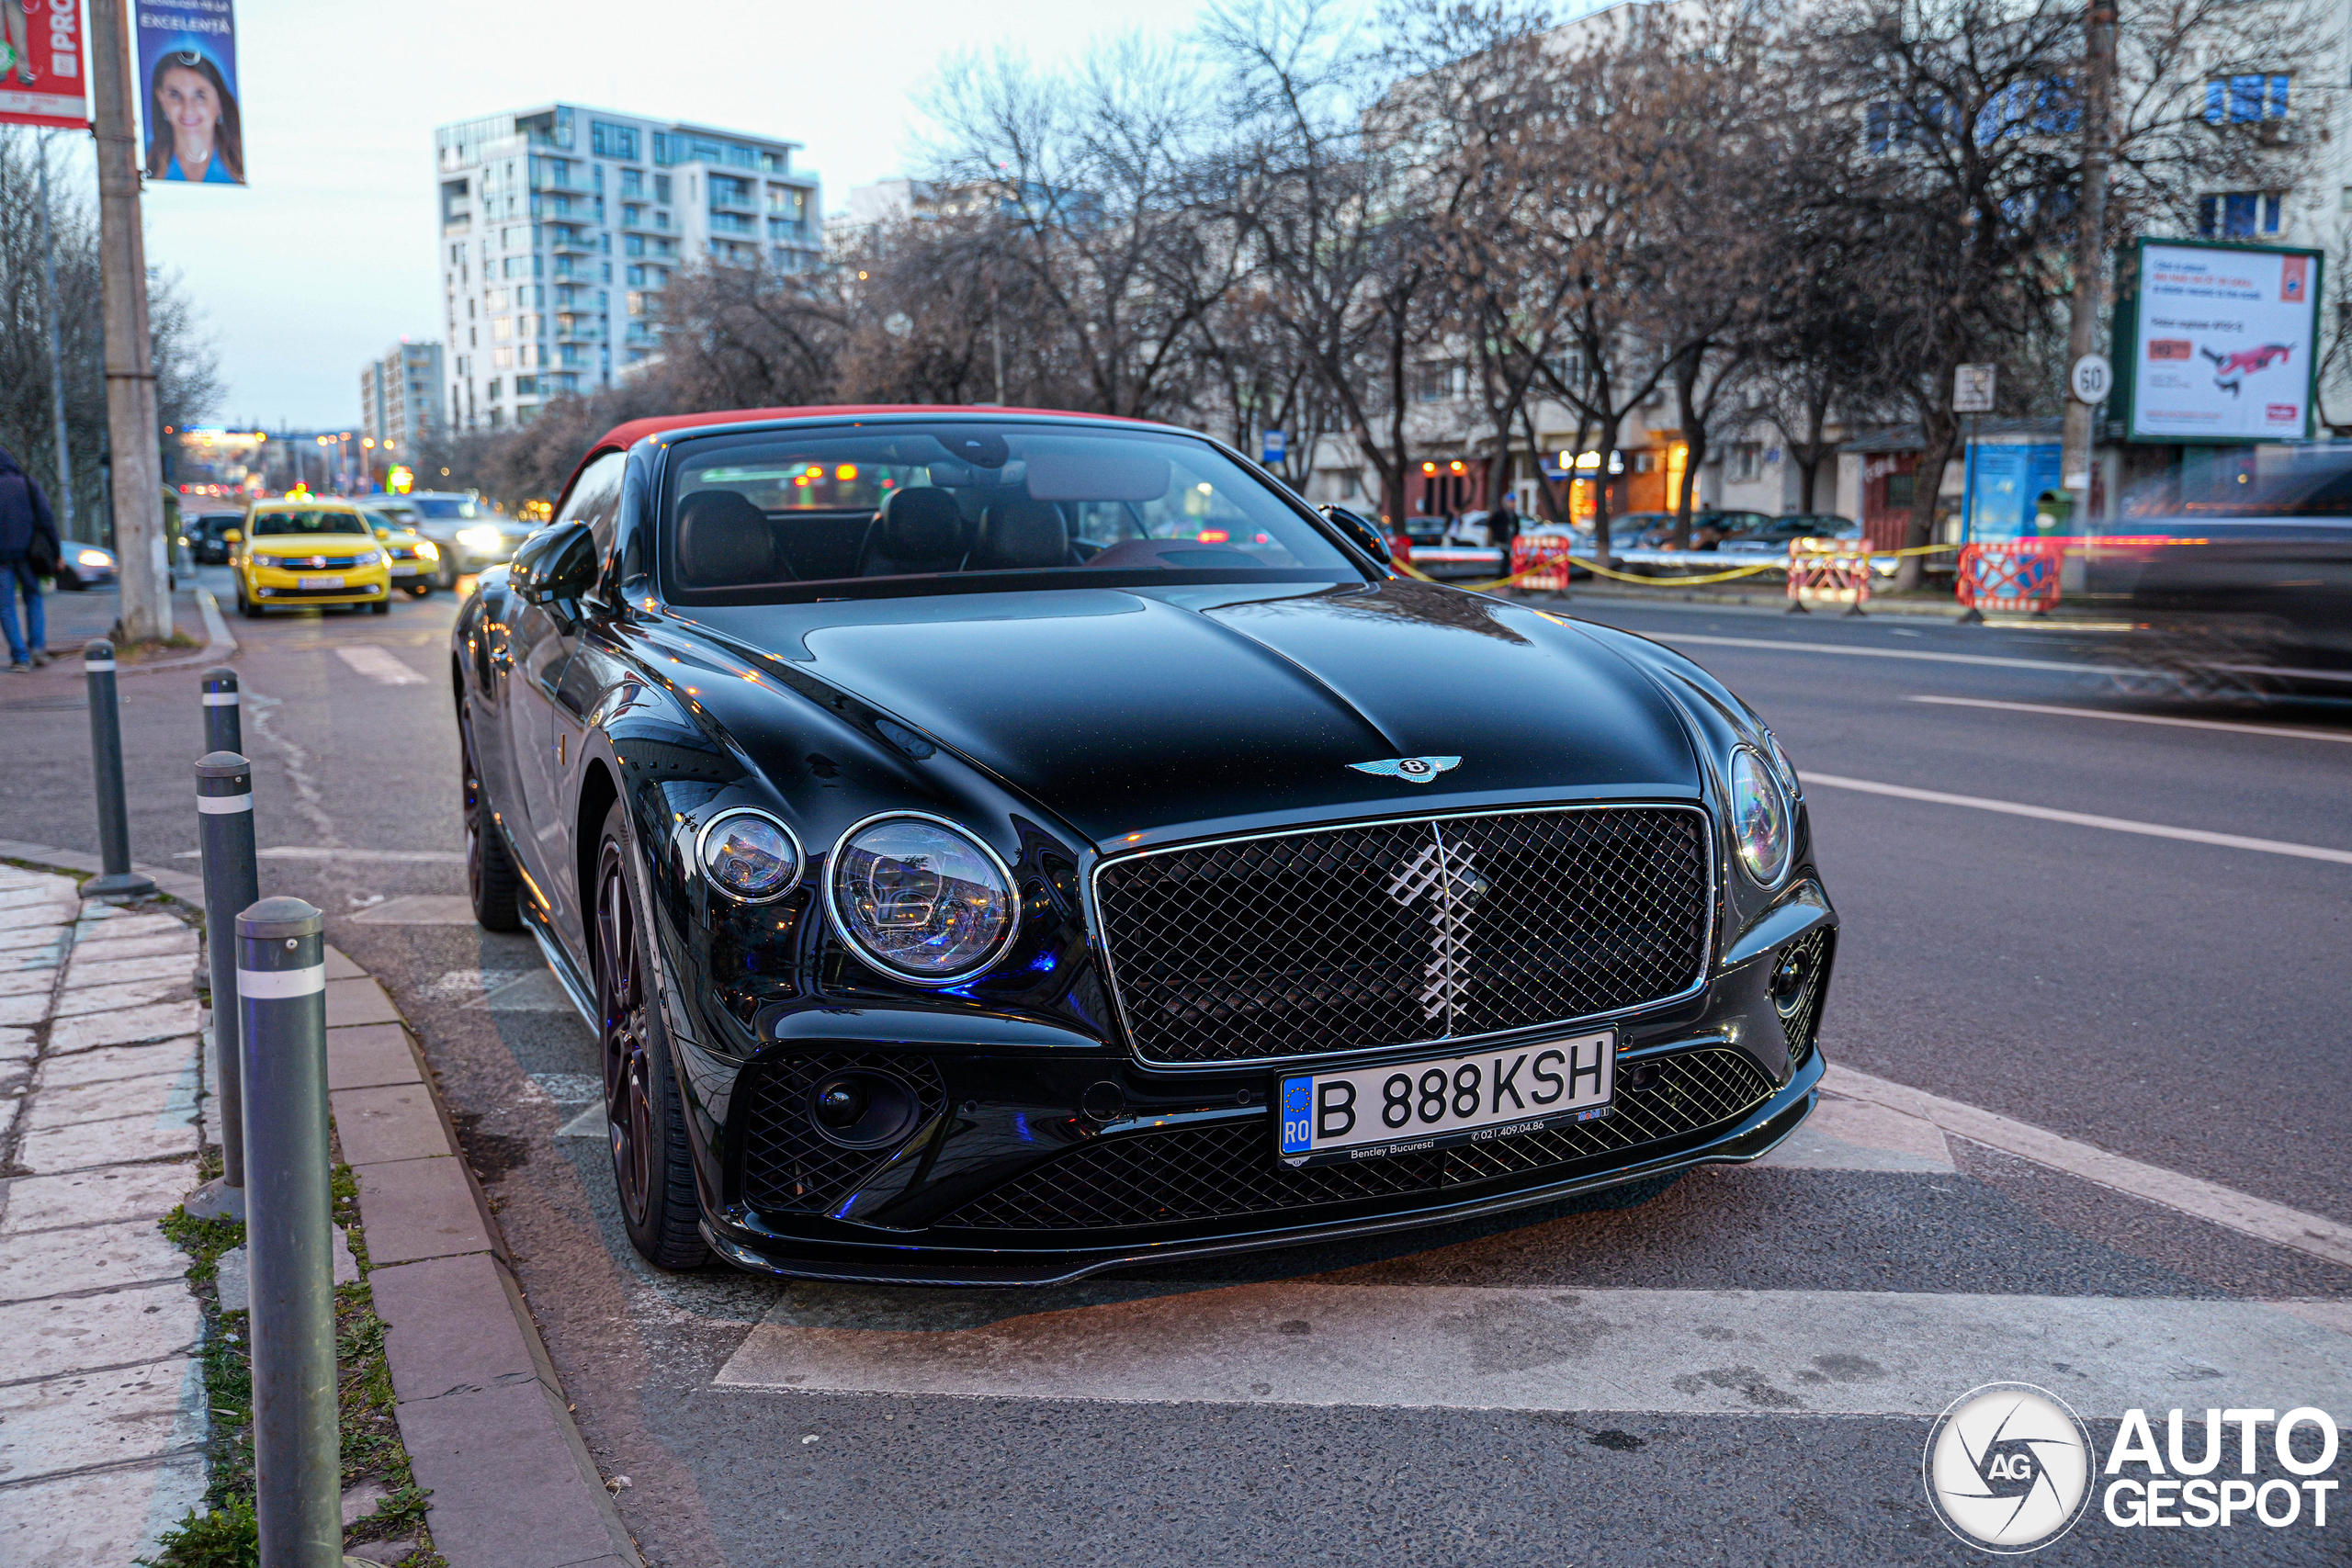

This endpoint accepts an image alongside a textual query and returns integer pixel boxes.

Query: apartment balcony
[553,318,605,343]
[546,227,598,254]
[554,345,595,369]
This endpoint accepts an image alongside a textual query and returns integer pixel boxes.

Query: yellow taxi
[230,501,394,618]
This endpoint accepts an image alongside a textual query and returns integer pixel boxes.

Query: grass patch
[143,1166,446,1568]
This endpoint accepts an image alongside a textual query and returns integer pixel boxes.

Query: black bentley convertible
[453,406,1836,1284]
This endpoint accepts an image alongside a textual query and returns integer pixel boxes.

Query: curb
[114,586,239,676]
[1,841,639,1568]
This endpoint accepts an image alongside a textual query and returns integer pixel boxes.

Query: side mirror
[1319,504,1394,568]
[223,528,242,543]
[512,521,596,610]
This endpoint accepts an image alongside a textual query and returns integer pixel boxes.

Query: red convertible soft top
[593,403,1136,456]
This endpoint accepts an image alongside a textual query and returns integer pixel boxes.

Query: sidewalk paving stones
[0,855,636,1567]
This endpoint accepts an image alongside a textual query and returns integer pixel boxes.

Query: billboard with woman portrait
[136,0,243,185]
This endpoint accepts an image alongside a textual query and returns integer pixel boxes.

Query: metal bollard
[84,641,155,898]
[237,896,342,1568]
[202,666,243,755]
[183,751,258,1222]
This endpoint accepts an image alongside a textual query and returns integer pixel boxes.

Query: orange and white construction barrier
[1956,539,2064,615]
[1785,538,1873,615]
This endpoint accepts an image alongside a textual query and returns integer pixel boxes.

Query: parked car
[1717,516,1897,577]
[230,501,392,616]
[403,491,534,588]
[453,405,1837,1283]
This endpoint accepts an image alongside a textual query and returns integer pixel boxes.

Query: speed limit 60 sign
[2070,354,2112,405]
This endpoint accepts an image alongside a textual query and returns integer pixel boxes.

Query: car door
[503,453,628,932]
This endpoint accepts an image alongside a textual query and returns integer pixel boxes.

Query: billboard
[2113,238,2321,443]
[0,0,88,129]
[135,0,243,185]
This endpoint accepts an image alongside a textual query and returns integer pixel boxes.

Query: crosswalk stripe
[334,645,427,686]
[714,1283,2352,1417]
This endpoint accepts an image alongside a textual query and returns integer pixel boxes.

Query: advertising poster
[2119,240,2320,442]
[134,0,243,185]
[0,0,89,129]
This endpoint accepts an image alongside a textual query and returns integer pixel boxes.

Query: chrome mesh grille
[1093,807,1712,1065]
[1777,928,1832,1066]
[739,1052,946,1216]
[934,1046,1772,1231]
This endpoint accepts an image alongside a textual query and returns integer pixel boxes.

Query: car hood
[686,579,1702,846]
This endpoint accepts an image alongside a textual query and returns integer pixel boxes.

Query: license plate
[389,563,418,577]
[1277,1030,1614,1167]
[298,574,345,590]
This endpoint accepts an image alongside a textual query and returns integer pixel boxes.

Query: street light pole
[85,0,170,640]
[2062,1,2118,523]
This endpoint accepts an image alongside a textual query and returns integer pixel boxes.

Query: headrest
[973,499,1069,570]
[675,491,777,585]
[878,487,965,560]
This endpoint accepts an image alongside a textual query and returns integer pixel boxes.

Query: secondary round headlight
[1728,748,1792,886]
[696,810,801,903]
[828,814,1018,984]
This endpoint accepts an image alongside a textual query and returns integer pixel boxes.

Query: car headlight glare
[458,525,502,549]
[1728,748,1792,886]
[828,814,1018,984]
[696,809,801,903]
[76,548,109,568]
[414,539,439,559]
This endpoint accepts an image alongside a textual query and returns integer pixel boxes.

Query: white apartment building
[357,340,445,465]
[435,104,821,431]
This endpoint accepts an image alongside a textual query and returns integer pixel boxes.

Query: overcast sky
[106,0,1214,429]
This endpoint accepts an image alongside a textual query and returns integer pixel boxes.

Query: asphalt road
[10,570,2349,1566]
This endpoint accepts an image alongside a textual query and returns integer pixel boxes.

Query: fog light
[1770,947,1813,1006]
[806,1070,921,1149]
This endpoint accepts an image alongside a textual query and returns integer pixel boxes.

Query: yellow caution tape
[1396,537,1961,593]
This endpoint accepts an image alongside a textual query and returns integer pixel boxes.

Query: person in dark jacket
[0,446,61,671]
[1486,491,1521,576]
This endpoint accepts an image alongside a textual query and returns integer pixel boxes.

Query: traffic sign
[1953,364,1997,413]
[2068,354,2112,405]
[1261,429,1286,463]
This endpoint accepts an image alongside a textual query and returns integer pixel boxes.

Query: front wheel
[369,596,390,615]
[594,801,708,1269]
[237,578,263,619]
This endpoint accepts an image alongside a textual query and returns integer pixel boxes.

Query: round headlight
[1728,748,1792,886]
[696,810,801,903]
[827,814,1018,984]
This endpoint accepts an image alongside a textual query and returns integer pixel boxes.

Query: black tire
[237,579,263,619]
[369,597,391,615]
[462,708,521,931]
[436,558,458,590]
[594,800,708,1269]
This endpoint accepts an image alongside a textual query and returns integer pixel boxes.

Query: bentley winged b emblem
[1348,755,1461,784]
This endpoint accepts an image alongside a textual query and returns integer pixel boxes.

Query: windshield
[661,422,1356,600]
[250,509,371,538]
[411,497,481,520]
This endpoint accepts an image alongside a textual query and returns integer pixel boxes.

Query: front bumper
[701,1049,1824,1286]
[246,565,390,604]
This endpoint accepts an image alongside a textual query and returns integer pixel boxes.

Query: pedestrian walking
[0,447,61,672]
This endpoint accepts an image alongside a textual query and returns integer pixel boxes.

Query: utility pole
[2062,0,2119,525]
[37,135,76,541]
[85,0,170,640]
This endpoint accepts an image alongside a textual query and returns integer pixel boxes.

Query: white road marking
[713,1283,2352,1416]
[1756,1093,1955,1173]
[253,847,464,864]
[1658,632,2113,674]
[1825,1065,2352,1270]
[1908,694,2352,744]
[333,646,427,686]
[1802,773,2352,866]
[350,896,480,925]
